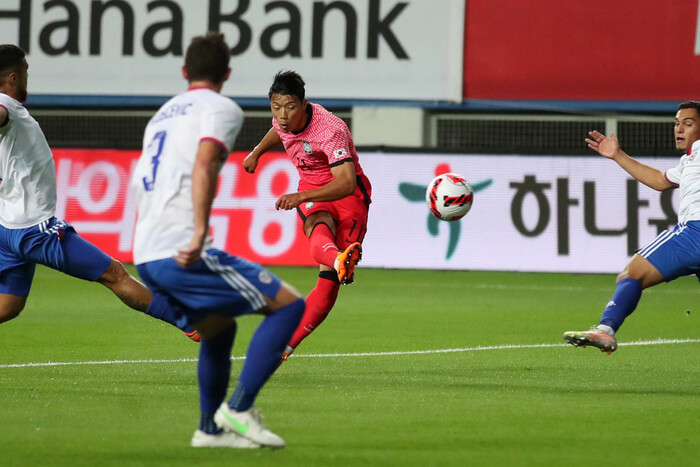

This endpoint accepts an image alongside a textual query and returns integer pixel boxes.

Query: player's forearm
[299,178,355,203]
[251,127,282,158]
[613,151,672,191]
[191,153,220,242]
[299,162,357,202]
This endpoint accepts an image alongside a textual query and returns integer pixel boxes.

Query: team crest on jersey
[302,141,313,154]
[333,148,348,159]
[258,270,273,285]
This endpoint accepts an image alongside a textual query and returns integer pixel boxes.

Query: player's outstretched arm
[243,127,282,173]
[175,141,223,267]
[585,130,673,192]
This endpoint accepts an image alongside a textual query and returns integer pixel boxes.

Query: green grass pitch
[1,265,698,466]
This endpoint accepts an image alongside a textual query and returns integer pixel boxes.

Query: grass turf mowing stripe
[1,338,697,369]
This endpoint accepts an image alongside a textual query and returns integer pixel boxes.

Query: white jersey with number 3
[131,88,243,264]
[0,93,57,228]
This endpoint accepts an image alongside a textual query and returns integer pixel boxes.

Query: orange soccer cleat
[334,242,362,285]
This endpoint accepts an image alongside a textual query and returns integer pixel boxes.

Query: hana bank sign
[52,149,314,265]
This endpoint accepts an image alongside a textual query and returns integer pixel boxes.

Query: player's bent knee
[0,297,27,323]
[304,213,335,237]
[615,271,630,283]
[616,254,663,288]
[191,315,235,340]
[97,259,128,286]
[0,307,22,323]
[278,282,302,302]
[266,282,303,312]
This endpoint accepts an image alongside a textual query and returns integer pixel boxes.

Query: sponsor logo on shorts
[258,270,273,285]
[305,202,314,210]
[333,148,348,159]
[302,141,312,154]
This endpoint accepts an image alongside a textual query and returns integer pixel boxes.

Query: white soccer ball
[425,173,474,221]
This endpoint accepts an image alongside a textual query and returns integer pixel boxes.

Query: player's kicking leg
[280,216,364,360]
[281,241,361,362]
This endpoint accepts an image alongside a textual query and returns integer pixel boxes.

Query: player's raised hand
[243,151,259,173]
[585,130,621,159]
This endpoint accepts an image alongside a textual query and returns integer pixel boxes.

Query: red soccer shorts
[296,187,370,250]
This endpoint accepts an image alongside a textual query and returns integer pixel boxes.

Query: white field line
[1,338,698,369]
[402,282,700,295]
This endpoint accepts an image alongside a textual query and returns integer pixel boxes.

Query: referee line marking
[1,338,698,369]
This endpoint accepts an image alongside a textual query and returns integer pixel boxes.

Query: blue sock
[600,278,642,332]
[144,293,193,332]
[228,298,304,412]
[198,322,237,433]
[199,412,221,435]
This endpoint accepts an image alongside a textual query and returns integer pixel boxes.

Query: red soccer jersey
[272,103,370,201]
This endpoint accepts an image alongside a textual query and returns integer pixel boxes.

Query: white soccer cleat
[190,429,261,448]
[214,403,285,448]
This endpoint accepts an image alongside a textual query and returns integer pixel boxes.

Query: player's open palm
[585,130,620,159]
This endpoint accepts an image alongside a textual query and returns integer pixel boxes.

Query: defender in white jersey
[0,44,196,341]
[564,101,700,353]
[131,33,304,449]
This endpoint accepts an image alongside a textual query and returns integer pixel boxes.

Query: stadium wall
[56,149,678,274]
[2,0,697,112]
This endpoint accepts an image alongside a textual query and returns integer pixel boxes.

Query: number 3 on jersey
[142,131,166,191]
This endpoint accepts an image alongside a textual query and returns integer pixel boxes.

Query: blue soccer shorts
[639,221,700,281]
[136,248,283,327]
[0,217,112,296]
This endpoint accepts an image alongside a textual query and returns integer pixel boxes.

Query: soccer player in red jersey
[244,71,372,360]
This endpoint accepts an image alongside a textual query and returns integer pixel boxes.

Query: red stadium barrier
[464,0,700,101]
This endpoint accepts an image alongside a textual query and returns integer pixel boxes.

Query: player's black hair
[678,100,700,116]
[268,70,305,101]
[0,44,26,85]
[184,32,230,84]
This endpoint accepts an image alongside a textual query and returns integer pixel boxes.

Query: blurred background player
[131,33,304,448]
[564,101,700,353]
[0,44,198,340]
[243,70,372,360]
